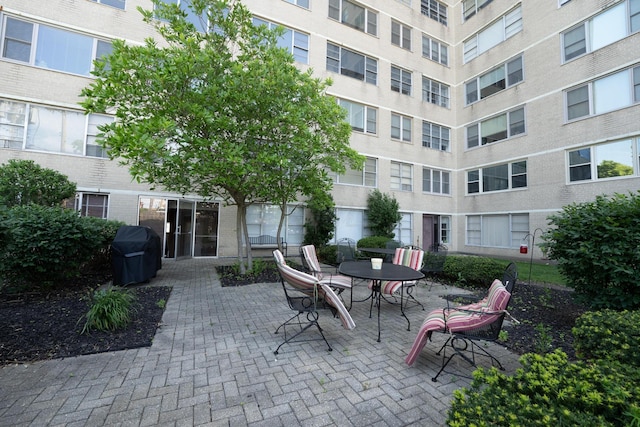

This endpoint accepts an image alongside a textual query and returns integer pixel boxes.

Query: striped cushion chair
[405,282,513,382]
[300,244,353,309]
[273,254,355,355]
[367,247,425,330]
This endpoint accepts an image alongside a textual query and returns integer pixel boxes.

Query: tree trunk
[235,203,246,274]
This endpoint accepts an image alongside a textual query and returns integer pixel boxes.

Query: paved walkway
[0,258,521,426]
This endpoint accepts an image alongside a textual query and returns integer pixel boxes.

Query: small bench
[248,235,287,257]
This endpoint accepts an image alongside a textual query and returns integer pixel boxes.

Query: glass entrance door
[176,200,194,258]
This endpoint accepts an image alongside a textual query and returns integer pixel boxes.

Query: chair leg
[273,311,332,355]
[431,336,505,382]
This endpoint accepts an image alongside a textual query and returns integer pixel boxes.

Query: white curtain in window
[593,70,632,114]
[335,209,364,242]
[482,215,510,247]
[591,3,626,51]
[477,20,503,56]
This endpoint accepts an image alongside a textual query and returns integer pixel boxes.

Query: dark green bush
[366,189,402,238]
[448,350,640,427]
[356,236,391,249]
[0,205,124,291]
[442,255,505,288]
[82,287,137,333]
[0,159,76,208]
[542,192,640,310]
[572,309,640,367]
[317,244,337,265]
[303,193,336,247]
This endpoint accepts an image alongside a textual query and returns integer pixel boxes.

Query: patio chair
[368,247,425,330]
[300,244,353,309]
[336,238,357,264]
[421,244,448,291]
[384,240,403,262]
[405,277,516,382]
[272,250,355,354]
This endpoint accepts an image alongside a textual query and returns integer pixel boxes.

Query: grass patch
[508,259,565,286]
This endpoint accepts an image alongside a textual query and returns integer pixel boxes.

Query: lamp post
[521,228,544,286]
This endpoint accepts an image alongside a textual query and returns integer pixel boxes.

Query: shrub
[448,350,640,427]
[572,309,640,367]
[0,205,124,291]
[357,236,391,249]
[442,255,505,288]
[317,244,337,265]
[542,192,640,309]
[366,190,402,238]
[82,288,137,333]
[303,193,336,247]
[0,159,76,208]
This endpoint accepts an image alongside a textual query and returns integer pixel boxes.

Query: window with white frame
[326,42,378,84]
[1,16,113,77]
[422,77,450,108]
[422,168,450,194]
[440,216,451,244]
[568,137,640,182]
[391,113,412,142]
[391,65,412,95]
[391,161,413,191]
[467,160,527,194]
[64,193,109,218]
[467,106,525,148]
[562,0,640,62]
[463,0,493,20]
[463,6,522,63]
[466,213,529,248]
[339,99,377,134]
[0,98,113,157]
[246,204,304,245]
[335,208,369,242]
[328,0,378,36]
[334,156,377,186]
[391,21,411,50]
[422,121,450,151]
[422,35,448,66]
[421,0,447,26]
[466,55,523,105]
[253,18,309,64]
[393,213,413,245]
[284,0,310,8]
[90,0,125,9]
[566,65,640,121]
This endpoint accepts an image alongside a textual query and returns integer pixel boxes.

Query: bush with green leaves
[441,255,505,288]
[0,204,124,291]
[356,236,391,249]
[303,193,336,248]
[82,288,137,333]
[366,190,402,238]
[542,192,640,309]
[448,350,640,427]
[572,309,640,367]
[0,159,76,208]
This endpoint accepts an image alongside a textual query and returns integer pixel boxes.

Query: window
[463,0,493,20]
[90,0,126,9]
[253,18,309,64]
[467,107,525,148]
[64,193,109,218]
[391,65,412,95]
[391,113,412,142]
[326,42,377,84]
[422,121,450,151]
[86,114,113,158]
[422,168,450,194]
[562,0,640,62]
[334,157,377,186]
[335,208,369,242]
[467,161,527,193]
[463,6,522,63]
[391,21,411,50]
[0,99,26,149]
[393,213,413,245]
[328,0,378,36]
[391,161,413,191]
[158,0,208,32]
[247,204,304,245]
[565,66,639,120]
[422,35,448,66]
[440,216,451,244]
[284,0,310,8]
[466,56,523,104]
[1,17,112,77]
[421,0,447,26]
[339,99,376,134]
[568,138,640,182]
[466,213,529,248]
[422,77,450,108]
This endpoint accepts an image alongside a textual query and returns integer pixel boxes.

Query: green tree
[303,192,337,248]
[80,0,361,273]
[542,192,640,309]
[0,159,76,208]
[367,189,402,238]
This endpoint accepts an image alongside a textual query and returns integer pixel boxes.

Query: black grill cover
[111,226,162,286]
